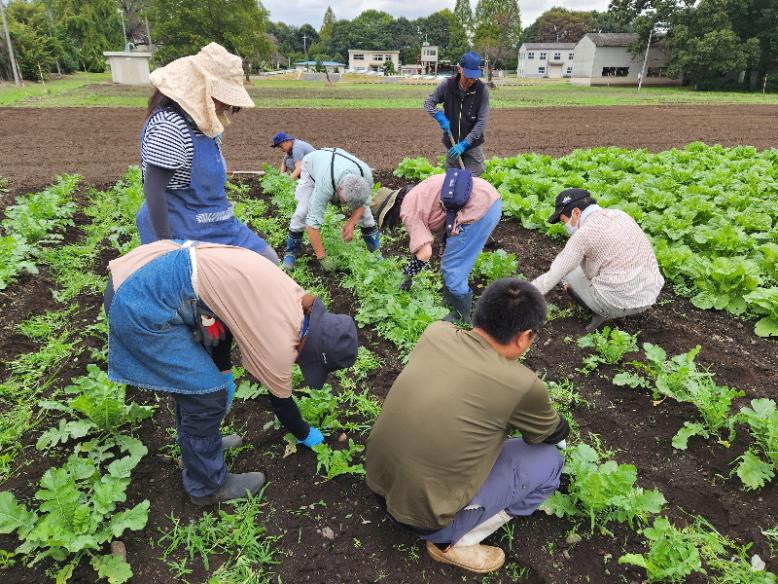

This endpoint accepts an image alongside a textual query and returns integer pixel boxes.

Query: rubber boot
[442,288,473,325]
[585,313,610,333]
[190,471,266,506]
[361,226,381,256]
[282,231,303,270]
[426,541,505,574]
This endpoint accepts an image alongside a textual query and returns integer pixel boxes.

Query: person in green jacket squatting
[366,279,568,573]
[283,147,380,271]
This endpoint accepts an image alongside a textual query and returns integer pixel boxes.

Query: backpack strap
[324,148,365,194]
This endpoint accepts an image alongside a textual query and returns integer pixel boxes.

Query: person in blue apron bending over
[137,43,281,402]
[104,240,359,505]
[282,147,381,271]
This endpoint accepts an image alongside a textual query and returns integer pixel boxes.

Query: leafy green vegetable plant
[0,445,148,584]
[614,344,742,450]
[577,327,639,374]
[471,249,521,283]
[734,399,778,490]
[744,288,778,337]
[36,365,154,450]
[393,156,443,181]
[541,443,665,534]
[312,440,366,480]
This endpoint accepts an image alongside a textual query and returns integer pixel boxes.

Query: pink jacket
[400,174,500,253]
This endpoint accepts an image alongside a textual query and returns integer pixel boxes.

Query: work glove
[317,255,337,273]
[223,371,235,413]
[194,305,227,348]
[432,111,451,133]
[448,141,470,159]
[298,426,324,448]
[401,257,428,290]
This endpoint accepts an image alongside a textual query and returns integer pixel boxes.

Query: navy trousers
[174,389,228,497]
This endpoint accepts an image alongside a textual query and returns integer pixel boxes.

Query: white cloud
[264,0,610,29]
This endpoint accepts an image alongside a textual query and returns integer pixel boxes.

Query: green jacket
[304,148,373,229]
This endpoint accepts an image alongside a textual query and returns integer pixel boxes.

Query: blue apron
[136,109,269,254]
[107,243,225,394]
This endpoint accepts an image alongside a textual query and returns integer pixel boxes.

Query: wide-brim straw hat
[149,42,255,138]
[370,187,401,229]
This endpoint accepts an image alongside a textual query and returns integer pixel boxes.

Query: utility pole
[118,8,128,50]
[0,0,20,85]
[144,15,153,52]
[302,33,308,70]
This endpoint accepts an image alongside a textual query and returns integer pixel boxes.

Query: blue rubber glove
[223,371,235,413]
[298,426,324,448]
[432,111,451,133]
[448,141,469,159]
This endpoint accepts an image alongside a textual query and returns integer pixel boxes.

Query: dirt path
[2,104,777,187]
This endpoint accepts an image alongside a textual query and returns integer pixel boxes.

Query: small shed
[103,51,153,85]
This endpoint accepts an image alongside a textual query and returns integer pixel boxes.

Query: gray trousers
[565,266,650,319]
[422,438,563,545]
[445,144,485,177]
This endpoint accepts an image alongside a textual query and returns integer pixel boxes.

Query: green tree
[52,0,122,72]
[454,0,474,36]
[534,7,594,43]
[7,0,57,80]
[319,6,335,44]
[146,0,273,69]
[473,0,521,78]
[382,59,395,75]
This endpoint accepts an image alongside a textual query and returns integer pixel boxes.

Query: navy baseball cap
[296,298,358,389]
[459,52,482,79]
[548,189,594,224]
[271,131,294,147]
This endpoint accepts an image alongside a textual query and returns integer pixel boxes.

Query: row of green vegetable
[395,143,778,337]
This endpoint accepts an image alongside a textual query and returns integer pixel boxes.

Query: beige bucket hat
[149,42,255,138]
[370,187,402,229]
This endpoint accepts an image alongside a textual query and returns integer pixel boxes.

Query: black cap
[296,298,358,389]
[547,188,593,224]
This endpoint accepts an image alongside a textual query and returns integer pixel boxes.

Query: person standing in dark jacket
[423,52,490,176]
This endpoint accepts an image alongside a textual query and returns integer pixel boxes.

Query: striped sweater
[532,208,665,310]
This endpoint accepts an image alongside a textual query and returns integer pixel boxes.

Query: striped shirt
[532,208,665,310]
[141,109,197,189]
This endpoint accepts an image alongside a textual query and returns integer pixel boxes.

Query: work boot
[585,313,610,333]
[442,288,473,325]
[190,471,266,506]
[361,226,381,255]
[425,541,505,574]
[282,230,304,270]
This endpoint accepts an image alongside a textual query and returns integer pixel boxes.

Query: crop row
[255,168,775,582]
[395,144,778,337]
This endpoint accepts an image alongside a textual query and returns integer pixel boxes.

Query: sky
[262,0,611,29]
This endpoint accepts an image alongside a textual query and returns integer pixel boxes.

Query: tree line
[1,0,776,88]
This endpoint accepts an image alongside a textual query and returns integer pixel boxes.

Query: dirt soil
[1,172,776,584]
[2,104,778,188]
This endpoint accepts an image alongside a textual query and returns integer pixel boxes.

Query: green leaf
[108,500,149,537]
[0,491,35,535]
[672,422,706,450]
[36,419,96,450]
[754,317,778,337]
[618,552,647,569]
[90,553,133,584]
[736,451,775,490]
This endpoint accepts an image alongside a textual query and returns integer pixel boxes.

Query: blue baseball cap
[459,52,482,79]
[272,131,294,147]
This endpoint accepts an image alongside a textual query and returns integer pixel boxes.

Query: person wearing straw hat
[272,131,314,180]
[423,51,489,176]
[137,42,278,265]
[104,239,358,505]
[371,171,502,324]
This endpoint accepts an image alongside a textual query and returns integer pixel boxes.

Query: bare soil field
[2,104,777,188]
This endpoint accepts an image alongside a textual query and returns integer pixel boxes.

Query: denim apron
[106,242,225,394]
[136,108,269,254]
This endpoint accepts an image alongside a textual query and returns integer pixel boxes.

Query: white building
[570,33,678,86]
[421,43,438,74]
[348,50,401,73]
[517,43,576,79]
